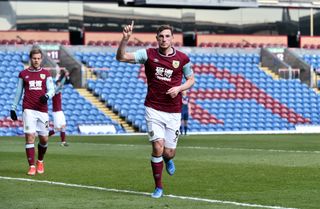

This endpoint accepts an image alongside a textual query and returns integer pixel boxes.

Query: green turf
[0,134,320,209]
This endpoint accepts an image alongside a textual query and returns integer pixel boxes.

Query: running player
[116,21,195,198]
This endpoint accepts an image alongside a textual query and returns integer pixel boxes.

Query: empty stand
[0,39,69,45]
[199,42,286,48]
[78,49,318,133]
[86,40,182,47]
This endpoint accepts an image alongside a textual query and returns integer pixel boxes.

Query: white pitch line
[0,176,298,209]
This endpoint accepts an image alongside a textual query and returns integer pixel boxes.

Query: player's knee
[38,135,49,143]
[152,140,164,155]
[152,148,163,156]
[25,133,36,143]
[163,148,176,159]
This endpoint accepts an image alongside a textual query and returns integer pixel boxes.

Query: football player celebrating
[116,21,195,198]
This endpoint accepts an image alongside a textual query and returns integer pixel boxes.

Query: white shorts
[53,111,66,129]
[23,109,49,136]
[145,106,181,149]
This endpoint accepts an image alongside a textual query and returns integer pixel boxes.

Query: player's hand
[40,95,49,104]
[10,110,17,121]
[122,20,134,41]
[166,86,182,98]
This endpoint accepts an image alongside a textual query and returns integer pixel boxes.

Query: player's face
[31,53,42,69]
[156,29,173,50]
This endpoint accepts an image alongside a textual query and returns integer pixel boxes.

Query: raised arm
[116,20,136,63]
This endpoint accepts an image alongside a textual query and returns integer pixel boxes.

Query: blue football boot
[151,187,163,198]
[166,159,175,176]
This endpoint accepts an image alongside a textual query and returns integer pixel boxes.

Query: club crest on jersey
[40,74,46,79]
[172,60,180,68]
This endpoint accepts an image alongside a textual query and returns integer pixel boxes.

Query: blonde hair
[29,47,43,58]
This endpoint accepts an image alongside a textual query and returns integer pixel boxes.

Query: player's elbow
[116,53,127,62]
[117,52,135,63]
[191,76,195,84]
[189,76,195,86]
[116,54,123,62]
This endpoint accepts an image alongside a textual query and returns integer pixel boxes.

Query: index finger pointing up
[131,20,134,28]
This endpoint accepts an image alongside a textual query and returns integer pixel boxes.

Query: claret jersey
[18,67,52,112]
[135,48,193,113]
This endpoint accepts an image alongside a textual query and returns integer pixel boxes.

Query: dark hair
[57,69,71,85]
[156,25,173,36]
[29,48,43,58]
[56,70,66,84]
[60,69,66,77]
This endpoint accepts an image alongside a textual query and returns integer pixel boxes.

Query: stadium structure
[0,0,320,135]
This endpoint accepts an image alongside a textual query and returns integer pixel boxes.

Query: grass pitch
[0,134,320,209]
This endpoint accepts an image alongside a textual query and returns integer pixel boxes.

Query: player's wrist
[122,37,130,42]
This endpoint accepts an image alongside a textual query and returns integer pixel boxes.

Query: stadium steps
[82,66,97,86]
[76,88,135,133]
[260,66,279,79]
[314,75,320,94]
[313,88,320,94]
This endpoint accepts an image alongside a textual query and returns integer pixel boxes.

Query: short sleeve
[134,49,148,64]
[183,62,193,78]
